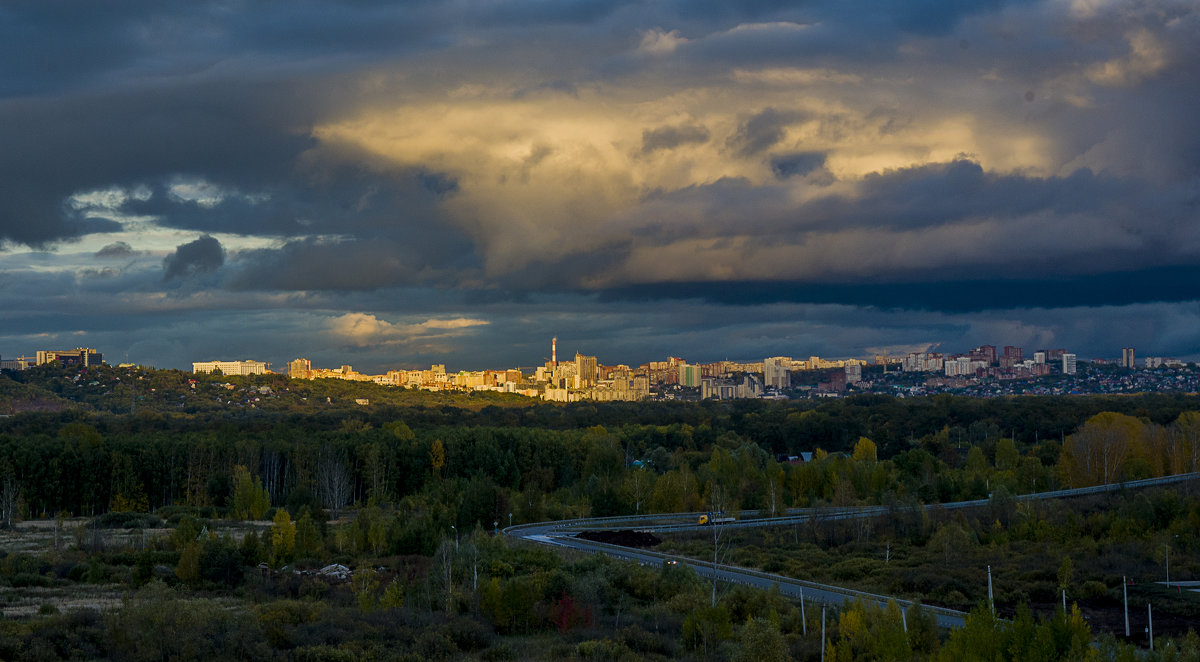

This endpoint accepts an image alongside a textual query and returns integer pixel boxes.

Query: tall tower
[1122,347,1135,369]
[552,337,557,366]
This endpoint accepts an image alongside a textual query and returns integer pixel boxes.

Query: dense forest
[1,365,1199,660]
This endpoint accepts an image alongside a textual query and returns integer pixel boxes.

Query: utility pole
[821,603,827,662]
[1123,576,1130,637]
[987,565,994,613]
[1148,603,1154,651]
[799,588,807,635]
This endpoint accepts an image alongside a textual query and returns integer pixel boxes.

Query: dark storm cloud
[227,238,440,292]
[727,108,805,157]
[115,162,460,240]
[0,79,317,247]
[770,152,826,178]
[163,235,224,281]
[0,1,593,97]
[641,124,711,153]
[668,0,1016,32]
[801,160,1139,231]
[95,242,134,258]
[629,160,1155,242]
[595,265,1200,313]
[815,0,1017,36]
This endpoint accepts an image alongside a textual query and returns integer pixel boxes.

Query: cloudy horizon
[2,0,1198,372]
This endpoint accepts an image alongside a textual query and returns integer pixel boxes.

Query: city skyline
[3,339,1181,378]
[2,2,1199,372]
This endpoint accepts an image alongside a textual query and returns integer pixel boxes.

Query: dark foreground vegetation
[0,365,1199,659]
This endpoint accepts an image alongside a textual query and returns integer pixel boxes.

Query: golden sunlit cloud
[328,313,489,347]
[313,60,1065,287]
[1086,29,1168,86]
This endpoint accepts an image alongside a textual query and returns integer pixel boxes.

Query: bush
[294,646,359,662]
[68,563,89,582]
[11,573,51,588]
[619,624,674,657]
[481,643,516,661]
[94,512,161,529]
[446,617,494,652]
[155,505,198,524]
[1080,580,1108,600]
[38,603,59,615]
[831,557,882,582]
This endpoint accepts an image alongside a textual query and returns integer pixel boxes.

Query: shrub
[446,617,494,652]
[1080,580,1108,600]
[831,557,882,582]
[481,643,516,661]
[11,573,51,588]
[95,512,161,529]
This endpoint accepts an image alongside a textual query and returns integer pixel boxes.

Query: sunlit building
[37,348,103,367]
[192,360,268,376]
[288,358,312,379]
[678,363,702,387]
[575,353,598,388]
[763,356,791,389]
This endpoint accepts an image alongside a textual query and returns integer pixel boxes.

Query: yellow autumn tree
[231,465,270,520]
[270,508,296,566]
[1059,412,1148,487]
[851,437,877,463]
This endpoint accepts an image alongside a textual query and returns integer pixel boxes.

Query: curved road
[506,472,1199,629]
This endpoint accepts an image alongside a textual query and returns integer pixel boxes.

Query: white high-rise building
[845,363,862,383]
[763,356,791,389]
[1062,353,1077,375]
[192,360,269,376]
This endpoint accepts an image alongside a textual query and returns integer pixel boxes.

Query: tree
[0,468,19,528]
[110,451,149,513]
[316,447,352,520]
[682,605,733,656]
[430,439,446,480]
[852,437,878,463]
[230,465,270,520]
[294,508,322,559]
[270,508,296,566]
[359,441,389,503]
[937,604,1008,662]
[1169,411,1200,474]
[735,616,788,662]
[380,577,405,610]
[176,542,202,585]
[1060,412,1144,487]
[707,482,735,607]
[995,437,1020,472]
[352,567,380,612]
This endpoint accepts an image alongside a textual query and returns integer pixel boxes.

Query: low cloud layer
[1,0,1199,369]
[162,236,224,281]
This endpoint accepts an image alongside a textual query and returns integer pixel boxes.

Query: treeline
[2,406,1200,551]
[6,364,1200,452]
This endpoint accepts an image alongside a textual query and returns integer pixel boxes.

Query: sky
[2,0,1199,373]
